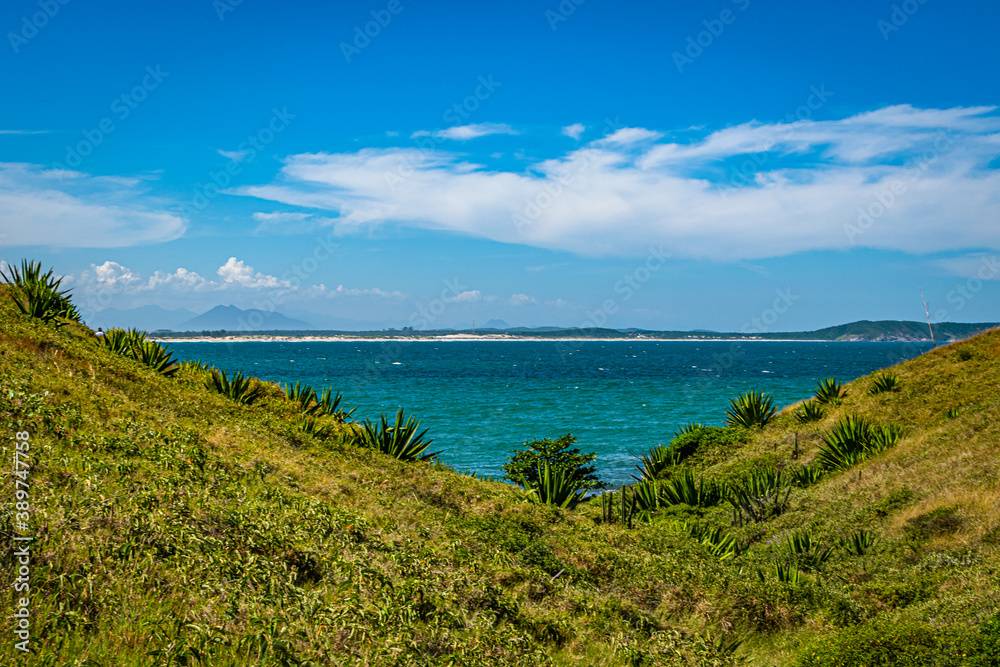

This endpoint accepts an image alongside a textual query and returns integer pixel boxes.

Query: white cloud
[235,105,1000,261]
[319,284,407,299]
[217,257,291,289]
[509,293,536,306]
[602,127,664,145]
[451,290,482,303]
[935,254,1000,280]
[0,130,49,135]
[0,163,185,248]
[412,123,518,141]
[562,123,586,140]
[217,149,249,162]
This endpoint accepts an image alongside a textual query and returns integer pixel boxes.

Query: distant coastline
[155,334,836,344]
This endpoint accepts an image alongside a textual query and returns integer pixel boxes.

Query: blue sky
[2,0,999,331]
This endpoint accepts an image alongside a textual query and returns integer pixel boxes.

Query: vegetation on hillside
[1,264,999,666]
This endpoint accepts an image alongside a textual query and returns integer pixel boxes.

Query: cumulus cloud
[235,105,1000,261]
[509,293,536,306]
[0,163,185,248]
[316,284,407,299]
[217,257,292,289]
[412,123,518,141]
[562,123,586,140]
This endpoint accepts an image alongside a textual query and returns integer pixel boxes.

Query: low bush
[797,619,981,667]
[904,506,963,541]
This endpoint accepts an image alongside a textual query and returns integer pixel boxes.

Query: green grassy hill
[2,282,999,666]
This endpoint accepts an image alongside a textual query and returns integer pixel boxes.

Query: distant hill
[87,305,197,332]
[482,319,511,329]
[176,305,315,332]
[804,320,995,342]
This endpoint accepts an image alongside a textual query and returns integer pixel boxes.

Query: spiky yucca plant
[815,416,902,471]
[869,371,900,394]
[813,377,847,404]
[1,259,81,326]
[522,463,588,509]
[794,400,825,423]
[103,328,178,376]
[206,369,267,405]
[725,390,777,428]
[315,388,356,422]
[791,464,824,488]
[727,466,791,524]
[673,422,705,438]
[353,409,439,462]
[633,444,680,482]
[659,469,725,507]
[840,529,878,557]
[780,530,832,570]
[683,522,742,560]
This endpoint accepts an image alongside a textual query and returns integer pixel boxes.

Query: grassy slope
[1,288,998,666]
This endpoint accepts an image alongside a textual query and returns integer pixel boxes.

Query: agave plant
[725,390,777,428]
[814,415,873,471]
[683,522,742,560]
[660,469,725,507]
[521,462,587,509]
[727,466,791,525]
[631,479,660,514]
[633,444,680,482]
[839,529,878,556]
[103,328,145,355]
[780,530,832,570]
[673,422,706,438]
[296,415,334,440]
[132,339,179,377]
[793,400,825,424]
[206,369,267,405]
[315,388,356,422]
[773,560,801,584]
[869,371,900,395]
[813,377,847,404]
[2,260,82,326]
[353,409,439,462]
[815,415,902,471]
[791,464,824,488]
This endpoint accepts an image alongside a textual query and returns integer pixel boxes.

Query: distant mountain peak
[177,305,315,332]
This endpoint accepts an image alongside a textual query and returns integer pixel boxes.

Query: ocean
[166,339,932,487]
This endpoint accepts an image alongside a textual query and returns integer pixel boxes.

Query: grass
[1,275,1000,666]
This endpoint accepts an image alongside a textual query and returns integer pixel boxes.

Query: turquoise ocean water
[166,340,931,487]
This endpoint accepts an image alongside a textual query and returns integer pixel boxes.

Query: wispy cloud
[562,123,586,140]
[0,130,49,135]
[0,163,184,248]
[237,105,1000,261]
[217,149,249,162]
[411,123,518,141]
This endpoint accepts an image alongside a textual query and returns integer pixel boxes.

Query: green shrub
[813,377,847,404]
[794,400,825,423]
[797,620,977,667]
[1,259,81,326]
[673,421,705,437]
[725,390,777,428]
[352,408,439,462]
[955,348,975,362]
[904,506,963,541]
[504,433,605,490]
[870,371,900,394]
